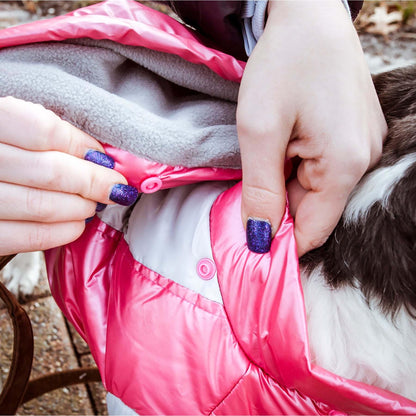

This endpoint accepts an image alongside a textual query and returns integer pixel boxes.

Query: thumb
[237,119,291,254]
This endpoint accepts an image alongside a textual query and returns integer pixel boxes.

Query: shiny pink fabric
[46,180,416,414]
[2,0,415,413]
[103,143,242,191]
[48,219,249,415]
[211,183,416,415]
[46,216,329,415]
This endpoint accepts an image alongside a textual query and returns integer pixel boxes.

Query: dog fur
[300,65,416,400]
[1,251,43,297]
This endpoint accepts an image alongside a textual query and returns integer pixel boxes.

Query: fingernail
[85,216,94,224]
[96,202,107,212]
[246,218,272,254]
[110,184,139,206]
[85,150,115,169]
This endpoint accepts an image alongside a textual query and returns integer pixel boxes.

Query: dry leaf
[360,3,403,37]
[22,1,38,15]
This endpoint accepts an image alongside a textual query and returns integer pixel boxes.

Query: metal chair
[0,254,101,415]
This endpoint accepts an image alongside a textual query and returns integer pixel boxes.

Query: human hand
[0,96,138,255]
[237,0,387,256]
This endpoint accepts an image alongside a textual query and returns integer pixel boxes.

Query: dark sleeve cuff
[348,0,364,20]
[164,1,247,60]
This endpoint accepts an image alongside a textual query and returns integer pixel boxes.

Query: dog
[300,65,416,401]
[1,251,44,297]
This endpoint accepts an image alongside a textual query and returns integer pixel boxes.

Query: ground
[0,1,415,415]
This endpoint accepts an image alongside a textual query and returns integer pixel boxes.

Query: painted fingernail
[96,202,107,212]
[85,150,115,169]
[110,184,139,206]
[85,216,94,224]
[246,218,272,254]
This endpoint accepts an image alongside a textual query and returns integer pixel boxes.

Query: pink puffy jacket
[1,1,416,414]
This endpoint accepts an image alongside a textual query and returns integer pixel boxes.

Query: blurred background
[0,1,416,414]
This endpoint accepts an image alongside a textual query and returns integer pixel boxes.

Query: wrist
[264,0,354,42]
[267,0,349,25]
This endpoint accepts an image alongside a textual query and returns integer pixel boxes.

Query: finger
[237,111,293,253]
[294,189,347,257]
[0,96,103,156]
[0,182,97,222]
[0,143,130,204]
[286,177,307,218]
[0,220,86,255]
[292,151,362,257]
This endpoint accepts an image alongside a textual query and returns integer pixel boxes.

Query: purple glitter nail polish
[246,218,272,254]
[110,184,139,206]
[85,150,115,169]
[96,202,107,212]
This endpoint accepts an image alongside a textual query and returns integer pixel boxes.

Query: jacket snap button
[197,258,216,280]
[140,177,162,193]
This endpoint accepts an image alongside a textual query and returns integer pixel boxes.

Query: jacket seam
[208,364,250,415]
[131,257,228,320]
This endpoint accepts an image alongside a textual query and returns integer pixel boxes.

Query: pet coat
[0,1,415,414]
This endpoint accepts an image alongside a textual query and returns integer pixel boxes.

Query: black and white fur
[301,66,416,401]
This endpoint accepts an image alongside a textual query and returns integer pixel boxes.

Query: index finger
[293,188,348,257]
[0,96,103,157]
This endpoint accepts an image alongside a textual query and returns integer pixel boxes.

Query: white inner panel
[106,393,138,416]
[125,181,233,304]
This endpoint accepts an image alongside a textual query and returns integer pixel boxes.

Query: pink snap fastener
[140,177,162,193]
[197,258,216,280]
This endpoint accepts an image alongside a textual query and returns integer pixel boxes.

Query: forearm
[163,0,363,59]
[242,0,361,56]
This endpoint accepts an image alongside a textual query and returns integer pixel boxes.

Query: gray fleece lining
[0,38,241,168]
